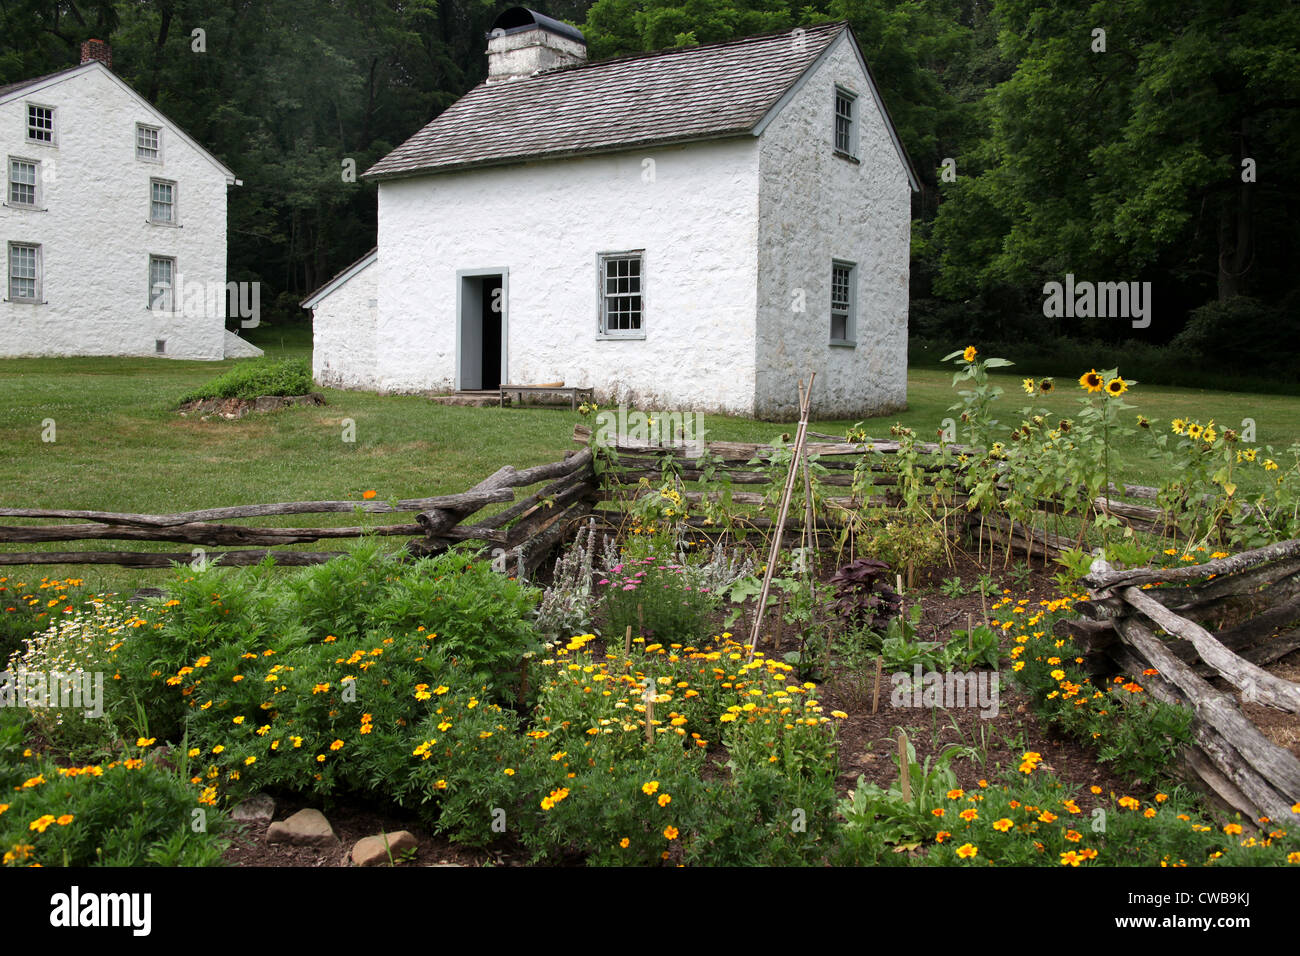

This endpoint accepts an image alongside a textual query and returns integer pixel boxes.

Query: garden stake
[624,625,633,672]
[747,374,815,660]
[898,730,911,803]
[872,656,883,715]
[644,680,655,744]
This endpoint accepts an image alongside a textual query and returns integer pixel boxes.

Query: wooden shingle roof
[364,21,848,180]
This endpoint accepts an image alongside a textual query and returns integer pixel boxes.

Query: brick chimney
[80,39,112,69]
[486,7,586,84]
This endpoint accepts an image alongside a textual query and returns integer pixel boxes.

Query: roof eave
[362,128,759,183]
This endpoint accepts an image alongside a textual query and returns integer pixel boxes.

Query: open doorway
[457,269,507,391]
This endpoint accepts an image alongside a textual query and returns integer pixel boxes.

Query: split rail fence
[1072,541,1300,821]
[0,448,597,578]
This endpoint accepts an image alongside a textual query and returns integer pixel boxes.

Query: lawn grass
[2,336,1297,594]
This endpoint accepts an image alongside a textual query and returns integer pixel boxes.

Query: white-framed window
[149,255,175,311]
[7,158,39,207]
[136,124,161,162]
[834,87,857,157]
[150,179,176,223]
[598,251,644,337]
[26,104,55,145]
[7,242,41,303]
[830,260,856,345]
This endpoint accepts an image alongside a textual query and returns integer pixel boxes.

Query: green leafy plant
[178,358,313,403]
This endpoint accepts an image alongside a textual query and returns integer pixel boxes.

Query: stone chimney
[486,7,586,84]
[80,38,112,68]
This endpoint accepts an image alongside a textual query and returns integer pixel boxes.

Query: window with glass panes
[831,261,855,343]
[150,180,175,223]
[149,256,175,310]
[26,105,54,144]
[136,125,160,161]
[600,252,643,333]
[8,159,37,206]
[834,89,856,155]
[8,243,39,301]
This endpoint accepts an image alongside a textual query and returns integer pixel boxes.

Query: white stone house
[1,40,250,361]
[306,10,918,418]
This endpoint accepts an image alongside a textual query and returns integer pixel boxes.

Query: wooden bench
[499,384,595,411]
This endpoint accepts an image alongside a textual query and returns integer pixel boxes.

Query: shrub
[0,712,229,867]
[178,358,313,403]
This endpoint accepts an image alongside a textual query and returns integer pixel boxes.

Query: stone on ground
[267,808,337,846]
[351,830,418,866]
[231,793,276,828]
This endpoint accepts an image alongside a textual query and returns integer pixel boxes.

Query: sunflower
[1079,369,1104,393]
[963,345,977,363]
[1186,423,1203,440]
[1039,378,1054,394]
[1022,378,1035,395]
[1104,377,1127,397]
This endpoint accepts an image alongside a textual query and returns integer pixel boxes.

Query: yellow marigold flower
[959,808,978,822]
[316,754,326,763]
[992,818,1013,832]
[232,716,245,725]
[29,815,56,833]
[56,814,74,826]
[658,794,672,807]
[1224,823,1243,835]
[503,768,515,776]
[1060,850,1081,867]
[212,745,225,754]
[831,710,848,719]
[955,843,978,859]
[136,737,156,747]
[620,838,630,848]
[642,781,660,796]
[245,756,256,766]
[329,739,344,751]
[1039,811,1057,823]
[1050,669,1066,681]
[1118,796,1140,810]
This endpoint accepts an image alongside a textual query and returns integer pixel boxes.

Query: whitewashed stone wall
[0,65,230,359]
[310,257,379,389]
[755,32,911,420]
[374,138,761,414]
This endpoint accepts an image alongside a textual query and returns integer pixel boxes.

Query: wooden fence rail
[1072,543,1300,821]
[574,424,1176,557]
[0,448,597,576]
